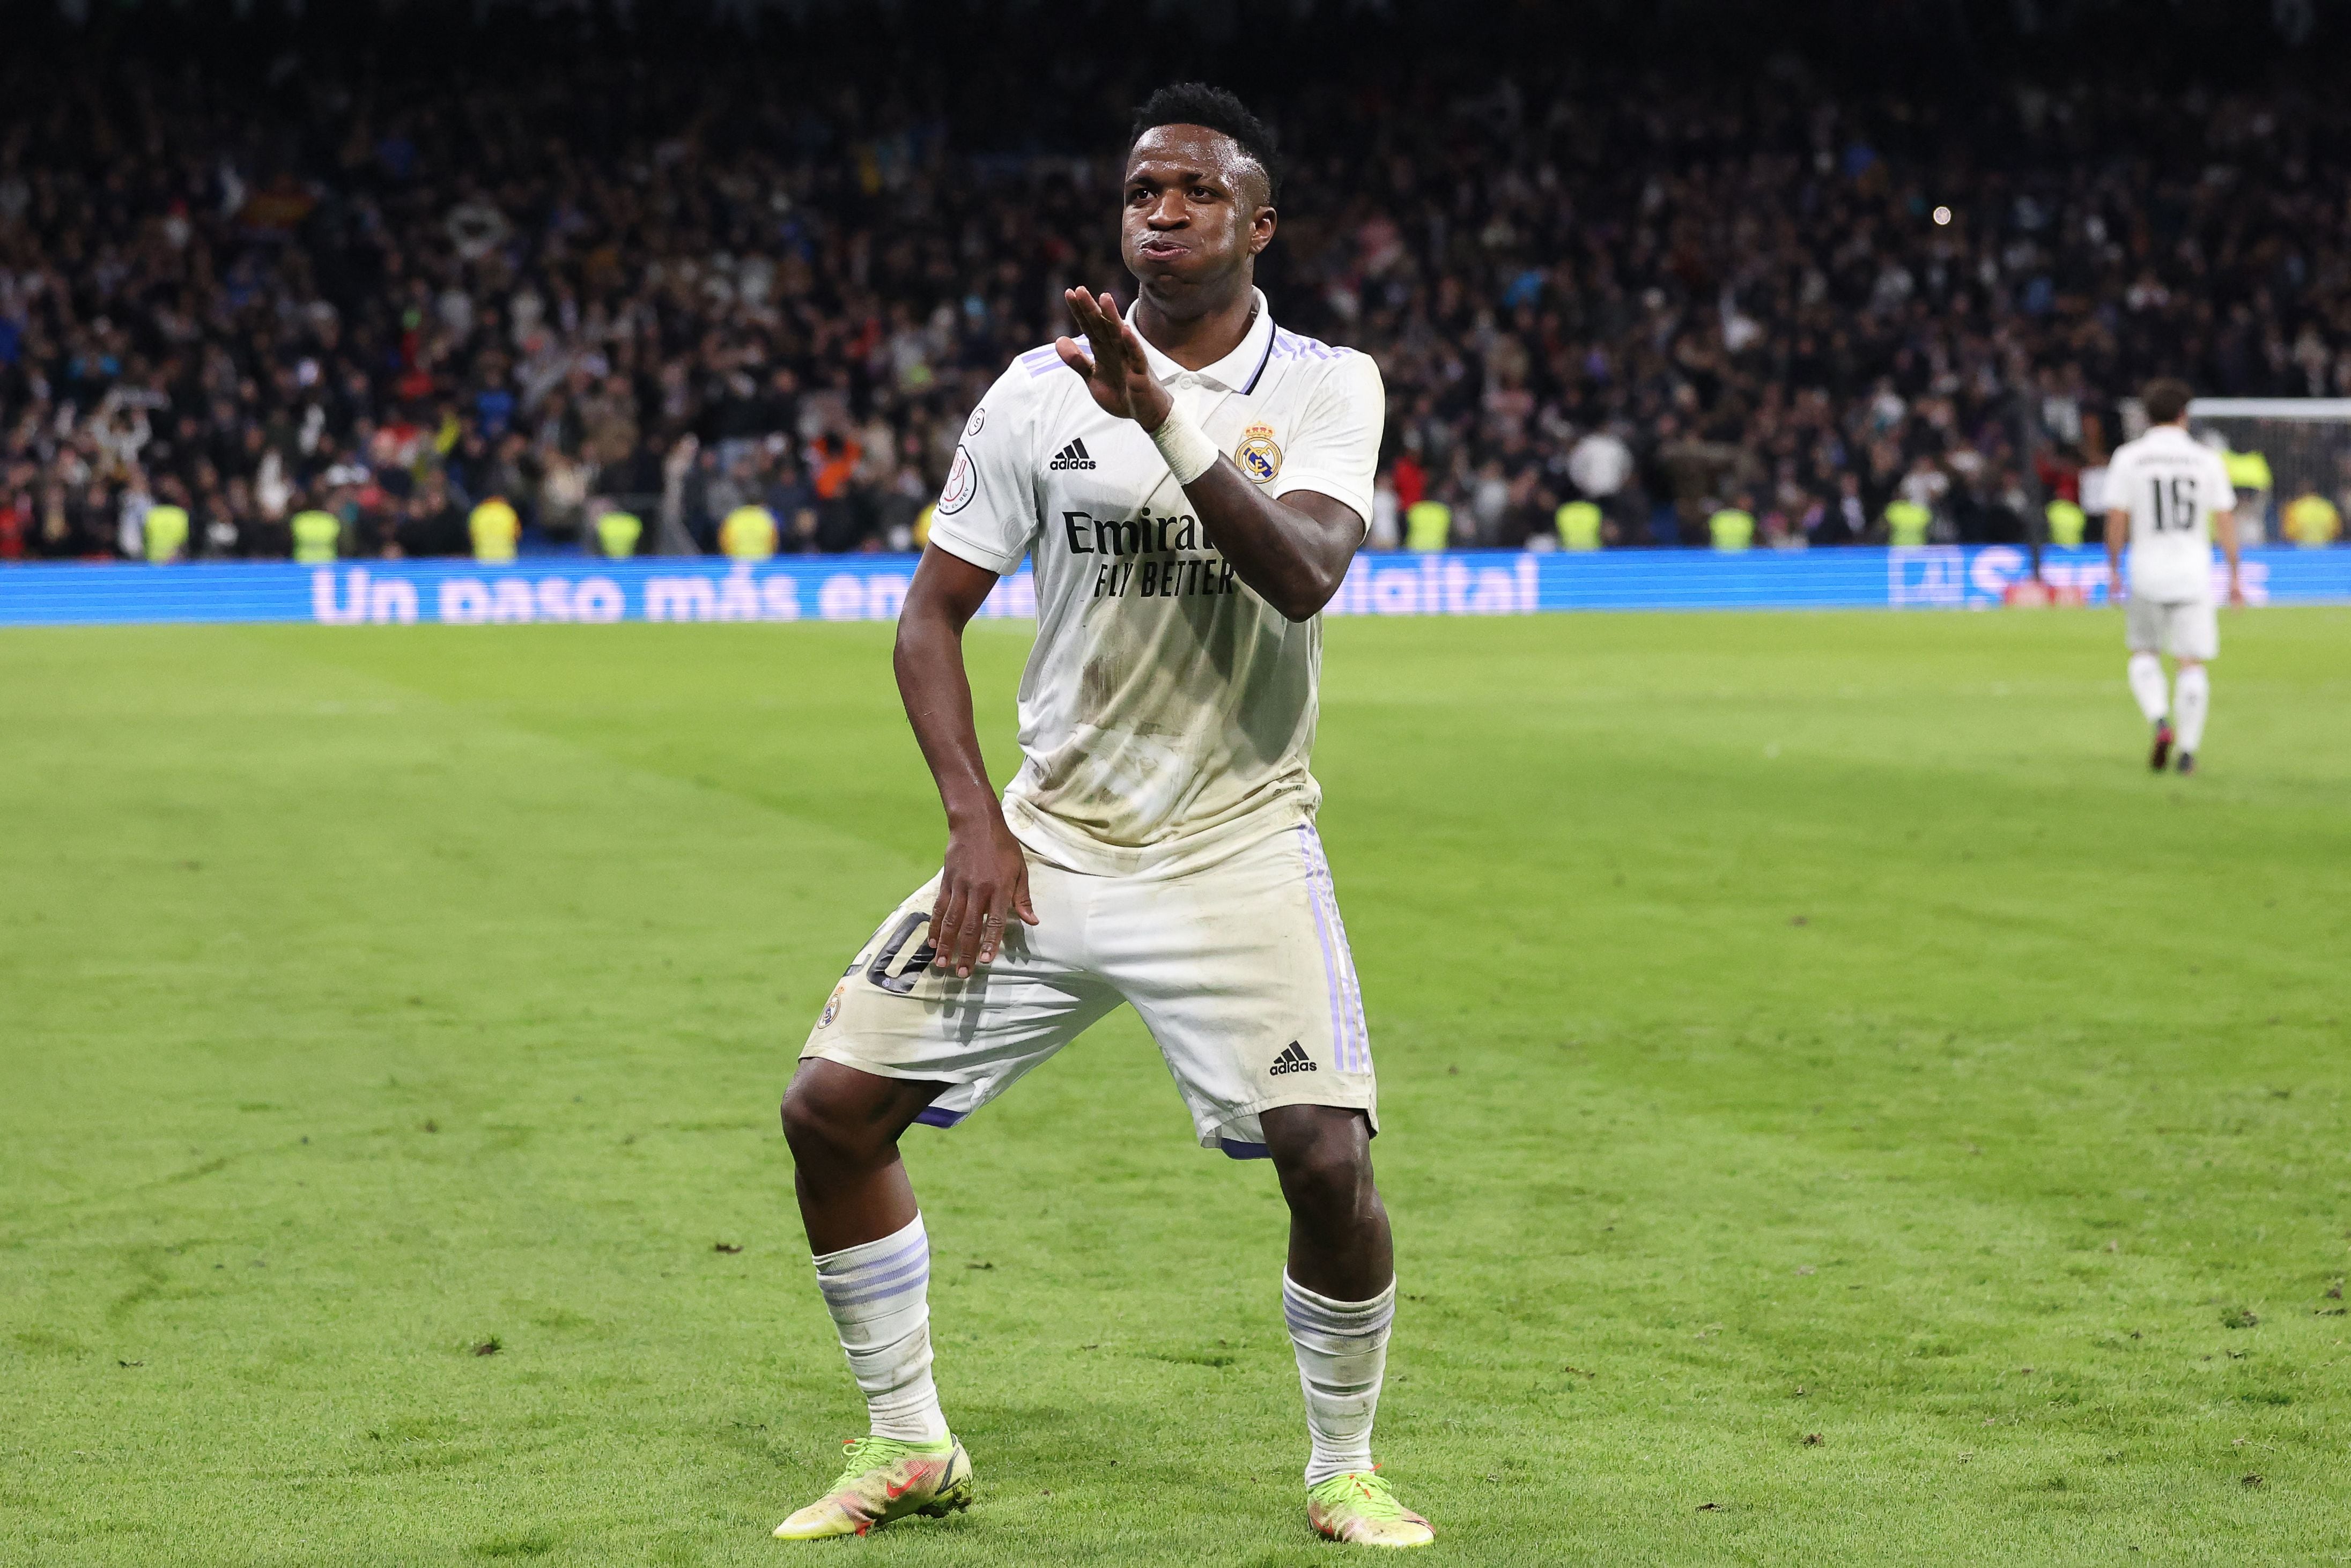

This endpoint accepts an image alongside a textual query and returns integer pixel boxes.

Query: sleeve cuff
[926,521,1026,575]
[1268,475,1372,537]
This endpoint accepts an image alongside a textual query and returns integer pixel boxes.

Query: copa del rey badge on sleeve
[1236,421,1283,484]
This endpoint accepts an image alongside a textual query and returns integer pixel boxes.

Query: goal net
[2177,397,2351,546]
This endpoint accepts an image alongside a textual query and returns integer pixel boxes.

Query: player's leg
[775,1058,974,1541]
[1259,1104,1429,1547]
[781,1060,953,1439]
[1109,825,1431,1547]
[2124,595,2172,768]
[1263,1103,1392,1300]
[2171,660,2208,772]
[774,865,1114,1540]
[2169,602,2218,773]
[784,1059,943,1252]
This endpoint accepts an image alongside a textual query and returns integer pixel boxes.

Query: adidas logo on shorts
[1048,438,1098,470]
[1269,1040,1319,1076]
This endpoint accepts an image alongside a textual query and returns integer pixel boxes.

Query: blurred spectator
[469,495,521,563]
[1,33,2347,564]
[2045,494,2088,547]
[1709,497,1757,551]
[595,508,644,559]
[721,502,780,560]
[1404,496,1452,551]
[290,506,340,564]
[1884,494,1932,547]
[2283,491,2341,547]
[1555,498,1601,550]
[1368,471,1400,550]
[2222,446,2275,544]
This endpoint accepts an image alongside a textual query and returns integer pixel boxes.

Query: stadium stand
[3,16,2349,561]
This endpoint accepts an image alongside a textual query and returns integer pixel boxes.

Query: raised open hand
[1055,288,1173,432]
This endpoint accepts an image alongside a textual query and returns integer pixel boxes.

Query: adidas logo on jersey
[1049,439,1098,471]
[1269,1041,1319,1076]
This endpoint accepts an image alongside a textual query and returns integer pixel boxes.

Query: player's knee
[780,1074,864,1164]
[778,1083,823,1153]
[1270,1119,1374,1218]
[1281,1154,1373,1231]
[1289,1156,1369,1220]
[782,1063,920,1168]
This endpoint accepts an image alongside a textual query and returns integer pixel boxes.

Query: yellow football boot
[773,1435,973,1540]
[1306,1469,1435,1548]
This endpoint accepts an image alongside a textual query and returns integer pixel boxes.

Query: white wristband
[1148,403,1221,485]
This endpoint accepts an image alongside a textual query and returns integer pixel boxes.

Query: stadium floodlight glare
[1932,205,1953,225]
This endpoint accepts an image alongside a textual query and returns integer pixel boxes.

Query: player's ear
[1248,204,1277,257]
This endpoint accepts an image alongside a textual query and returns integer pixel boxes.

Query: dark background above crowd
[3,0,2347,561]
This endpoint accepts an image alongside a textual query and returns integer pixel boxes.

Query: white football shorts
[799,822,1377,1157]
[2125,595,2219,661]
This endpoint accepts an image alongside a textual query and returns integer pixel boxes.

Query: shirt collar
[1125,286,1276,393]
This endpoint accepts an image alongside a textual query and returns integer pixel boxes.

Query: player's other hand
[2227,572,2247,607]
[931,814,1039,978]
[1057,288,1174,433]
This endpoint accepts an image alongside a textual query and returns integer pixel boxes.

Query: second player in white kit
[771,84,1435,1550]
[2104,378,2242,774]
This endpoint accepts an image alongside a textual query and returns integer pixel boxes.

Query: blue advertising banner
[1,547,2346,628]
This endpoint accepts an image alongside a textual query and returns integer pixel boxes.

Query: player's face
[1121,124,1275,301]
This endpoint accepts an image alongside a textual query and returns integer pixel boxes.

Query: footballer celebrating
[771,85,1429,1548]
[2105,378,2242,774]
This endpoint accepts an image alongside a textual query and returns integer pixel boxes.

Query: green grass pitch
[5,605,2349,1566]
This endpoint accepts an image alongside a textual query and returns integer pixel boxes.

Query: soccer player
[770,85,1431,1549]
[2105,378,2242,774]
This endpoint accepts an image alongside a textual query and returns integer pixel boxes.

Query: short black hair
[1129,82,1281,205]
[2142,376,2193,425]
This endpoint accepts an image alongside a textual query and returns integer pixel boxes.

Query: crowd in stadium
[4,41,2350,563]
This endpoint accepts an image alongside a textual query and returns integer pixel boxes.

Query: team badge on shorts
[1236,422,1282,484]
[819,984,846,1029]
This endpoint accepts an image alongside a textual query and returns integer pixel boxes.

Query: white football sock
[2174,664,2210,753]
[812,1214,948,1443]
[1283,1273,1394,1485]
[2127,652,2169,724]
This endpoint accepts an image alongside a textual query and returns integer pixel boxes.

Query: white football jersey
[927,288,1384,877]
[2105,424,2232,603]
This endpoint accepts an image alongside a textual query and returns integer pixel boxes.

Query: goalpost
[2180,397,2351,546]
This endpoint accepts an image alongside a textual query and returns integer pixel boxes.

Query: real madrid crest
[1236,421,1283,485]
[819,985,846,1029]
